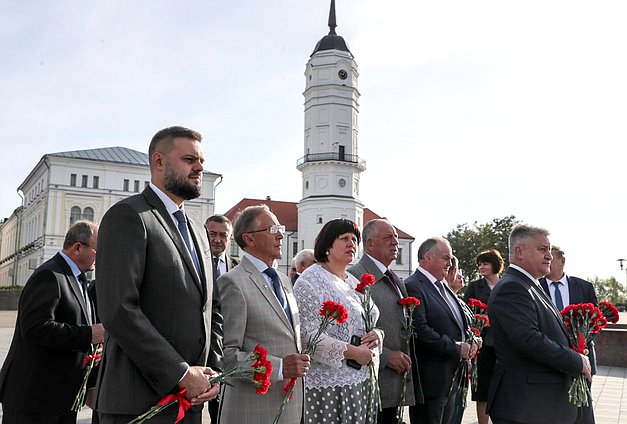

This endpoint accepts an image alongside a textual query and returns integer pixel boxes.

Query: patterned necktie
[264,267,293,325]
[173,210,202,277]
[551,281,565,311]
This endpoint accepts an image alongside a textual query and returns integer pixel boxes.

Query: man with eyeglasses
[217,204,310,423]
[0,220,104,424]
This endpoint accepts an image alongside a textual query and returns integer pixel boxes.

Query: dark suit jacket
[405,268,473,399]
[348,255,423,407]
[0,253,93,413]
[94,187,217,415]
[540,275,599,374]
[487,267,583,423]
[208,254,238,372]
[463,278,494,344]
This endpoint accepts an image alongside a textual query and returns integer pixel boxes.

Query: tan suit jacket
[217,255,303,423]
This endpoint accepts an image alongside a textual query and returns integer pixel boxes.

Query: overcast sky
[2,0,627,283]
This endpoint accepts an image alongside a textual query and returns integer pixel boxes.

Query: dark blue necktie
[78,273,93,324]
[551,281,565,311]
[173,210,202,277]
[264,267,293,325]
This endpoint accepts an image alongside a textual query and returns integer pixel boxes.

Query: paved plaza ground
[1,310,626,423]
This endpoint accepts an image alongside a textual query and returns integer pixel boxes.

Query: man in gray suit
[348,219,424,423]
[94,126,220,423]
[217,204,310,423]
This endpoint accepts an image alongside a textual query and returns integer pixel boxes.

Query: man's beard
[164,162,202,200]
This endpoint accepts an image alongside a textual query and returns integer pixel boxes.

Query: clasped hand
[178,366,220,405]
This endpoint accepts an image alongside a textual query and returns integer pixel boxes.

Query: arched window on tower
[83,207,94,222]
[70,206,82,225]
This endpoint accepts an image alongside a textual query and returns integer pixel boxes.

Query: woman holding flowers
[294,218,383,424]
[463,249,504,424]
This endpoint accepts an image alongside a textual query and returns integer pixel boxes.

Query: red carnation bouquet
[71,343,102,412]
[465,298,490,391]
[396,296,421,424]
[599,300,620,324]
[273,300,348,424]
[560,303,607,407]
[356,273,381,420]
[129,344,272,424]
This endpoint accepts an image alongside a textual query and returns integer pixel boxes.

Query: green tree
[590,276,627,306]
[445,215,520,283]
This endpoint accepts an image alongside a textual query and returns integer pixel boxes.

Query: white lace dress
[293,263,381,424]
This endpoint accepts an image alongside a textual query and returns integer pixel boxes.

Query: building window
[134,180,140,192]
[123,179,129,191]
[230,243,240,257]
[145,181,150,189]
[93,176,99,189]
[81,175,88,187]
[70,174,77,187]
[396,247,403,265]
[83,207,94,222]
[293,241,298,257]
[70,206,81,224]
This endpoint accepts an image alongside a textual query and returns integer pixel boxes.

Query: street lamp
[617,259,627,288]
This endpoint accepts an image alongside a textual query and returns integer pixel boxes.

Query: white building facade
[0,147,219,286]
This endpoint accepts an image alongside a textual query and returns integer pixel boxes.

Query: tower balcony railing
[296,152,366,169]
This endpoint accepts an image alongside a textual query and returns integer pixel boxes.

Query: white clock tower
[297,0,366,250]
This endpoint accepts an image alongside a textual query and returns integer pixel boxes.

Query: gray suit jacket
[217,255,303,423]
[94,187,215,415]
[348,255,423,408]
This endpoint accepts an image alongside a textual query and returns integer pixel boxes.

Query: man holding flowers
[487,224,592,424]
[405,237,475,424]
[348,219,423,423]
[217,204,309,423]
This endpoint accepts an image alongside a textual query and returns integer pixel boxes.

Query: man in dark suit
[405,237,476,424]
[292,248,315,284]
[348,219,423,424]
[205,214,239,281]
[94,126,220,423]
[488,224,591,424]
[0,221,104,424]
[204,214,238,423]
[540,245,598,423]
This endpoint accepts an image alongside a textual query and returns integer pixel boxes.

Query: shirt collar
[510,264,540,286]
[243,252,273,273]
[418,265,438,284]
[149,182,184,217]
[365,253,388,274]
[59,251,81,280]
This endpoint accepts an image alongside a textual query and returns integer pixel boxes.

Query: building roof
[224,197,414,240]
[48,146,149,166]
[311,0,352,57]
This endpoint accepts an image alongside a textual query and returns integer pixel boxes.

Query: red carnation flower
[320,300,349,324]
[599,301,620,324]
[398,296,421,310]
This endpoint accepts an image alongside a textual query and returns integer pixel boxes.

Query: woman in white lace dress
[294,218,383,424]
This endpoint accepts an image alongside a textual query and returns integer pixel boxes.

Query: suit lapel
[143,188,204,296]
[566,276,582,304]
[510,269,570,338]
[241,257,295,334]
[360,255,405,298]
[53,254,90,324]
[418,271,463,330]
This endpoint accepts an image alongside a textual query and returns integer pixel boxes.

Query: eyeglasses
[247,225,286,235]
[80,242,96,252]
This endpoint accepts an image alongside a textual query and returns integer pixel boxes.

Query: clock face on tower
[338,69,347,80]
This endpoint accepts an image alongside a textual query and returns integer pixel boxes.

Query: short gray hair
[362,219,388,245]
[417,236,449,260]
[294,249,315,270]
[508,224,550,259]
[233,204,270,249]
[63,221,96,249]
